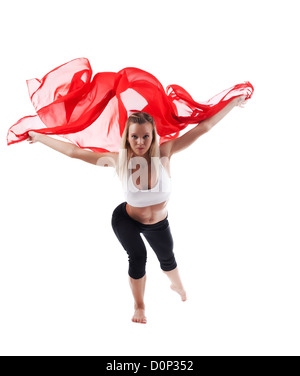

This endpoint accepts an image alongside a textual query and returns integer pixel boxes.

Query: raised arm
[160,96,247,158]
[27,132,118,167]
[27,132,75,157]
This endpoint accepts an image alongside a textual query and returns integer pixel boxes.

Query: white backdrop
[0,0,299,356]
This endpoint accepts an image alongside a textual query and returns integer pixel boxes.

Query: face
[127,122,153,157]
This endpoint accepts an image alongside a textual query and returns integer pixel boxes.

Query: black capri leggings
[111,202,177,279]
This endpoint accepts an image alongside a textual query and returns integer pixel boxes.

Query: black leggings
[111,202,177,279]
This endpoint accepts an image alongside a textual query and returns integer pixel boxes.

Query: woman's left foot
[170,284,187,301]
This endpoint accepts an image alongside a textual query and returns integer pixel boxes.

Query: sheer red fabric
[7,57,254,152]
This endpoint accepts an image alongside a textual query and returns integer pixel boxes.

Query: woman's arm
[202,95,246,129]
[160,96,246,158]
[27,132,118,167]
[29,133,76,157]
[72,148,118,167]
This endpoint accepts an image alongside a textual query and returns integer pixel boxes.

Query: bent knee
[129,257,147,279]
[160,255,177,272]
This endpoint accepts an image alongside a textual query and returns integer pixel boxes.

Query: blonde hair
[116,112,160,185]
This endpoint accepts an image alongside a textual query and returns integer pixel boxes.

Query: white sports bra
[123,159,172,207]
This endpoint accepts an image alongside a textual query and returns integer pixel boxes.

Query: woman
[27,95,247,324]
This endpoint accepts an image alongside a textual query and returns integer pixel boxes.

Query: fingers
[237,100,247,108]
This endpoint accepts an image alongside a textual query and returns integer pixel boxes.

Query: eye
[131,135,149,139]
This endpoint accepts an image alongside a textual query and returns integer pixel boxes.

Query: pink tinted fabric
[7,57,254,152]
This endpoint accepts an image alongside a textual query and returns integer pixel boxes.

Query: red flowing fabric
[7,57,254,152]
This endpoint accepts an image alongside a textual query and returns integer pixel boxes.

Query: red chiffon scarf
[7,57,254,152]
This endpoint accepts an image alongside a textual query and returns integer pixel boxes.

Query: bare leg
[129,274,147,324]
[163,267,187,301]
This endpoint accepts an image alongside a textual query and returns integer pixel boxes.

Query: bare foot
[132,306,147,324]
[170,284,187,301]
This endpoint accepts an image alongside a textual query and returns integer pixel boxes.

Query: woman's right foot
[132,306,147,324]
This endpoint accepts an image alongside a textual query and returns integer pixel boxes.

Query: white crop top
[123,159,172,207]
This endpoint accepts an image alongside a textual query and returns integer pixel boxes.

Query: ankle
[171,282,184,290]
[134,303,145,310]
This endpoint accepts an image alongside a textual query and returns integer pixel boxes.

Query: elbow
[202,121,213,132]
[196,121,211,135]
[69,145,78,158]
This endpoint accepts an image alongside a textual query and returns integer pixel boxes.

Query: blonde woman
[27,96,247,324]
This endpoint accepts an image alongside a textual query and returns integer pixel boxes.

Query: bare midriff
[126,200,168,225]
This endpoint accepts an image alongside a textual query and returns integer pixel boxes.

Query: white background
[0,0,299,356]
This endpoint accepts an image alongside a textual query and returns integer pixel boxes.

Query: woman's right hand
[26,131,40,144]
[235,95,247,108]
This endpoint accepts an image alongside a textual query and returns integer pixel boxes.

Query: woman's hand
[26,131,40,144]
[235,95,247,108]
